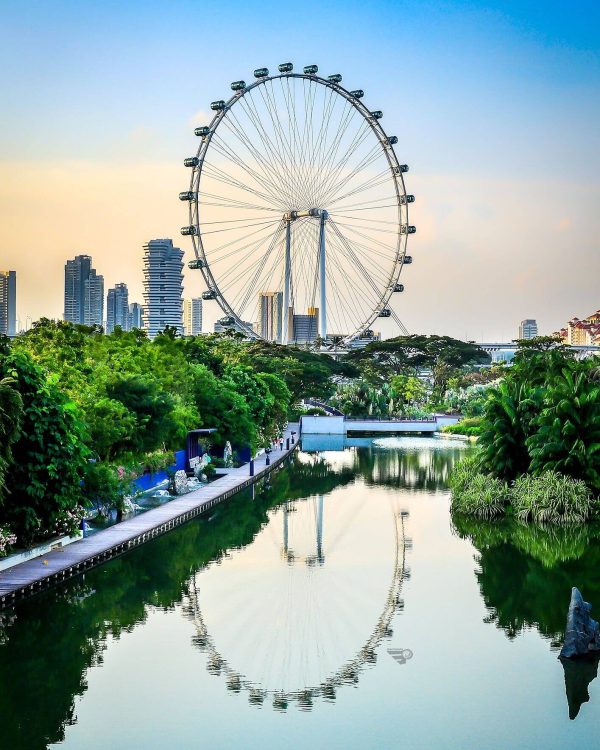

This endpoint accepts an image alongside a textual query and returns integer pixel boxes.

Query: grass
[442,417,483,437]
[449,457,510,519]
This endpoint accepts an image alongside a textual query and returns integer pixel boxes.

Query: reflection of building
[518,319,538,340]
[83,269,104,327]
[143,239,184,338]
[258,292,283,341]
[128,302,144,330]
[0,270,16,336]
[292,307,318,344]
[184,298,203,336]
[106,283,129,333]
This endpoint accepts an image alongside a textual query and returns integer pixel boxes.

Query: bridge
[300,414,459,435]
[478,342,600,362]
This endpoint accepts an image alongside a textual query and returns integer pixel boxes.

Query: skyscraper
[292,307,318,344]
[183,298,203,336]
[64,254,92,323]
[128,302,144,330]
[142,239,184,338]
[518,319,538,340]
[106,283,129,333]
[0,270,16,336]
[258,292,283,342]
[82,269,104,327]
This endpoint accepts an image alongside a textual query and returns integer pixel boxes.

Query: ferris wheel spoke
[324,167,391,210]
[204,220,282,260]
[318,136,382,207]
[332,219,400,257]
[310,100,359,201]
[200,160,284,208]
[236,221,285,317]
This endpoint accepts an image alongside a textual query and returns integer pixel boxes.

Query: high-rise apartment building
[106,283,129,333]
[64,254,92,323]
[142,239,184,338]
[292,307,318,344]
[0,270,17,336]
[258,291,283,342]
[184,298,203,336]
[83,269,104,327]
[518,319,538,340]
[128,302,144,330]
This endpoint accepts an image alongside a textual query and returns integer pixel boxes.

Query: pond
[1,436,600,749]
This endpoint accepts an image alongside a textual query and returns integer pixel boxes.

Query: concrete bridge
[300,414,459,435]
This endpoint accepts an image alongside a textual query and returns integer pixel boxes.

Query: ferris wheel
[180,63,415,344]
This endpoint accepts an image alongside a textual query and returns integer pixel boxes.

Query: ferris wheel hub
[283,208,329,222]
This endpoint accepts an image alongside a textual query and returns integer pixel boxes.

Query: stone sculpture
[223,441,233,468]
[559,587,600,659]
[174,470,189,495]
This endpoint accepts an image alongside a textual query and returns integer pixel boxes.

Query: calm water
[2,436,600,749]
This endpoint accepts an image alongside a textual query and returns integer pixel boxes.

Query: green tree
[0,349,88,542]
[0,375,23,503]
[527,367,600,492]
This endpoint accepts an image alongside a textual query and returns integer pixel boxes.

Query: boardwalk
[0,425,299,608]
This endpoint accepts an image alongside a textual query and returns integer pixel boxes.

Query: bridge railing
[344,417,437,423]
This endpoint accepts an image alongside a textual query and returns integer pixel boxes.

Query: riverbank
[0,425,299,609]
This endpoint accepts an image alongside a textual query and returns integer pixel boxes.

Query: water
[2,437,600,749]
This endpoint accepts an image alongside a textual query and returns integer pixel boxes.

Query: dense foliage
[450,339,600,523]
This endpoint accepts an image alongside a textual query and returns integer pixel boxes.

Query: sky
[1,0,599,340]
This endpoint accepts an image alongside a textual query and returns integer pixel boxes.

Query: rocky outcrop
[559,587,600,659]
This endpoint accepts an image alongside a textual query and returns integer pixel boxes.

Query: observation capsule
[378,308,392,318]
[194,126,210,137]
[210,100,226,111]
[393,283,405,293]
[202,290,217,301]
[328,73,342,83]
[254,67,269,78]
[184,157,199,167]
[403,255,413,264]
[350,89,364,99]
[218,316,235,326]
[399,164,409,173]
[230,80,246,91]
[400,194,415,204]
[278,62,293,73]
[371,110,383,119]
[303,64,318,75]
[188,259,204,270]
[387,136,398,146]
[180,225,197,236]
[400,224,416,235]
[179,191,196,201]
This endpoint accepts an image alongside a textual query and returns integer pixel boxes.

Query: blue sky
[1,0,599,338]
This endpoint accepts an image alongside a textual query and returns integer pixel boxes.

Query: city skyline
[1,2,598,340]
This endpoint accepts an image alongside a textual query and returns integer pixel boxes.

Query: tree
[0,374,23,503]
[0,349,88,543]
[527,367,600,492]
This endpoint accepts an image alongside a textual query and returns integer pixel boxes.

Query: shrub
[0,525,17,557]
[449,457,510,519]
[442,417,483,436]
[511,471,595,524]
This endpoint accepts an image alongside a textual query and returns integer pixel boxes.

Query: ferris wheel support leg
[318,214,327,341]
[281,221,292,344]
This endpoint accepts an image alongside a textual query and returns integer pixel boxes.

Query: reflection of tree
[354,443,466,492]
[453,516,600,641]
[0,455,356,749]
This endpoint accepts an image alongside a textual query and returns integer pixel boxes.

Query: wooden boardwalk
[0,426,299,608]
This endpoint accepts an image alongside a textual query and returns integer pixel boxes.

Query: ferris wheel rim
[186,70,411,344]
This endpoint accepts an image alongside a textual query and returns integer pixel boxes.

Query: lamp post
[291,431,296,445]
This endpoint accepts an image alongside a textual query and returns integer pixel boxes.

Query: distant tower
[258,292,283,342]
[128,302,144,330]
[64,254,92,323]
[519,319,538,340]
[0,270,17,336]
[106,283,129,333]
[292,307,318,344]
[184,298,203,336]
[142,239,184,338]
[83,269,104,327]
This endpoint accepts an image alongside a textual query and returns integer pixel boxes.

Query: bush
[442,417,483,436]
[449,457,510,519]
[511,471,595,524]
